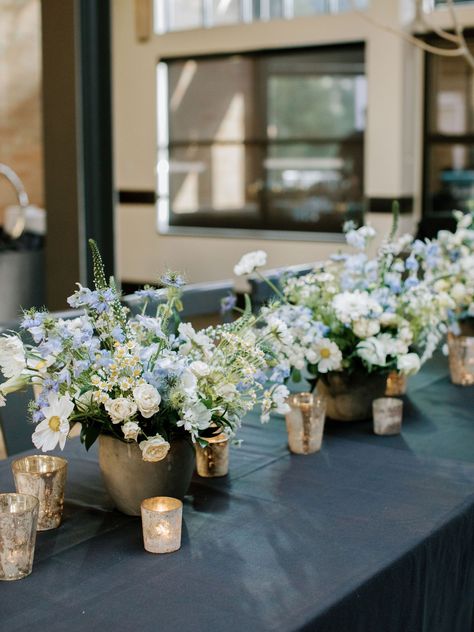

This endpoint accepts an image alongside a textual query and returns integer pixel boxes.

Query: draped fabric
[1,354,474,631]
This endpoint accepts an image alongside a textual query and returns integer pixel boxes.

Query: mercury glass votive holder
[448,334,474,386]
[195,434,229,477]
[372,398,403,436]
[0,493,39,581]
[285,393,326,455]
[385,371,407,396]
[12,455,68,531]
[141,497,183,554]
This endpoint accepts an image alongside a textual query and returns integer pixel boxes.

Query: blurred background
[1,0,474,315]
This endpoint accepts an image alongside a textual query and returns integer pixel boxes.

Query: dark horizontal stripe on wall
[367,197,413,214]
[118,190,156,204]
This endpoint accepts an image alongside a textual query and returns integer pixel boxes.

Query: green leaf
[291,368,302,383]
[81,424,101,451]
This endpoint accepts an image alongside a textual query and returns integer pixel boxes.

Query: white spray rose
[233,250,267,276]
[139,434,170,462]
[133,384,161,418]
[397,353,421,376]
[189,361,210,377]
[0,335,26,379]
[122,421,141,441]
[105,397,138,424]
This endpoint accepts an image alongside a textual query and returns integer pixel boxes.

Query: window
[154,0,368,34]
[157,45,366,236]
[424,39,474,218]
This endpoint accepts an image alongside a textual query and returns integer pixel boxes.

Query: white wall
[112,0,474,284]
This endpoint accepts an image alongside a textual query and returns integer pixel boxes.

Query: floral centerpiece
[234,217,452,420]
[0,242,288,513]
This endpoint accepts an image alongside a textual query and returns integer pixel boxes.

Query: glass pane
[167,57,257,143]
[428,53,474,135]
[168,0,203,31]
[427,143,474,214]
[212,0,241,25]
[168,145,262,227]
[254,0,284,18]
[293,0,330,15]
[265,49,367,139]
[265,142,364,231]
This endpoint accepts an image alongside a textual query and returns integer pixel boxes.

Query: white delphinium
[233,250,267,276]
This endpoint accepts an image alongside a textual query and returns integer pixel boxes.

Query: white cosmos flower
[133,384,161,418]
[0,335,26,379]
[311,340,343,373]
[233,250,267,276]
[121,420,141,441]
[397,353,421,376]
[32,392,74,452]
[105,397,137,424]
[139,434,170,462]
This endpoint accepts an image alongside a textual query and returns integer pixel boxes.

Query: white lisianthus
[310,340,343,373]
[397,353,421,376]
[0,373,29,395]
[216,383,238,400]
[271,384,290,414]
[133,384,161,418]
[180,369,198,395]
[122,420,141,441]
[32,392,74,452]
[0,335,26,379]
[353,318,381,339]
[233,250,267,276]
[189,361,210,377]
[357,337,387,367]
[139,434,170,462]
[105,397,137,424]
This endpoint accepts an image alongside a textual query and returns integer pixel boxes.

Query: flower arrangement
[234,215,452,387]
[421,210,474,330]
[0,242,289,460]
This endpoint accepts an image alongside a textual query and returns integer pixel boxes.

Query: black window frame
[158,42,366,241]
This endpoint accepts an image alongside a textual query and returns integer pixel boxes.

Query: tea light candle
[12,455,68,531]
[195,433,229,477]
[285,393,326,455]
[373,397,403,436]
[141,497,182,554]
[0,493,39,581]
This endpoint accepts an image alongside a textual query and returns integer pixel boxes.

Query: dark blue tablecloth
[1,354,474,632]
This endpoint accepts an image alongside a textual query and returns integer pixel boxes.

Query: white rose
[233,250,267,276]
[122,421,141,441]
[0,335,26,379]
[105,397,138,424]
[353,318,381,338]
[189,361,210,377]
[380,312,398,327]
[397,353,421,376]
[133,384,161,418]
[139,434,170,462]
[451,283,467,302]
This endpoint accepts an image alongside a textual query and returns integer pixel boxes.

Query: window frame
[157,42,366,242]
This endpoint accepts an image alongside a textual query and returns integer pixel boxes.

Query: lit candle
[195,433,229,478]
[141,497,182,554]
[372,397,403,436]
[0,493,39,581]
[285,393,326,455]
[12,455,68,531]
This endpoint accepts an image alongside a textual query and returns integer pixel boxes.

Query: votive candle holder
[373,397,403,436]
[195,433,229,477]
[385,371,407,396]
[141,496,182,554]
[285,393,326,454]
[448,334,474,386]
[12,455,68,531]
[0,493,39,581]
